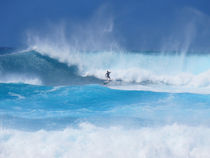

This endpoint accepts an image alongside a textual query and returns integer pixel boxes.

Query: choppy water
[1,47,210,158]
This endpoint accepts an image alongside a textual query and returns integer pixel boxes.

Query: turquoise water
[1,83,210,128]
[1,49,210,157]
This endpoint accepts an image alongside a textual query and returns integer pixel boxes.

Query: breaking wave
[1,123,210,158]
[1,47,210,92]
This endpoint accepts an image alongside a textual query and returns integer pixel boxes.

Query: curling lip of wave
[1,48,210,90]
[32,46,210,88]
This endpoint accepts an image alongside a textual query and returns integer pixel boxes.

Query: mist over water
[19,7,210,89]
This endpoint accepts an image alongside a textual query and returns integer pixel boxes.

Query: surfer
[105,70,111,81]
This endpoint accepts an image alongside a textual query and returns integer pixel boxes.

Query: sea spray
[2,49,210,89]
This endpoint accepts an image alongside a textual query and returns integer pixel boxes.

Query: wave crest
[1,46,210,92]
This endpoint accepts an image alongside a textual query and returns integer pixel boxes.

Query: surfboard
[104,80,112,85]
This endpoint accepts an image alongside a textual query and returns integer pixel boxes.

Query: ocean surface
[1,47,210,158]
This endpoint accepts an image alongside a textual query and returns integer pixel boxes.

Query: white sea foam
[0,75,42,85]
[8,92,25,99]
[109,85,210,94]
[26,24,210,91]
[31,43,210,90]
[0,123,210,158]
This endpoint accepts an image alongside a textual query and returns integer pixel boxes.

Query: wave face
[0,49,102,85]
[1,83,210,158]
[1,48,210,92]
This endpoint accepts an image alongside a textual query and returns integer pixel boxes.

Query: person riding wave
[105,70,111,81]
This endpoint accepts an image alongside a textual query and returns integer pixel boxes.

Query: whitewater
[1,46,210,158]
